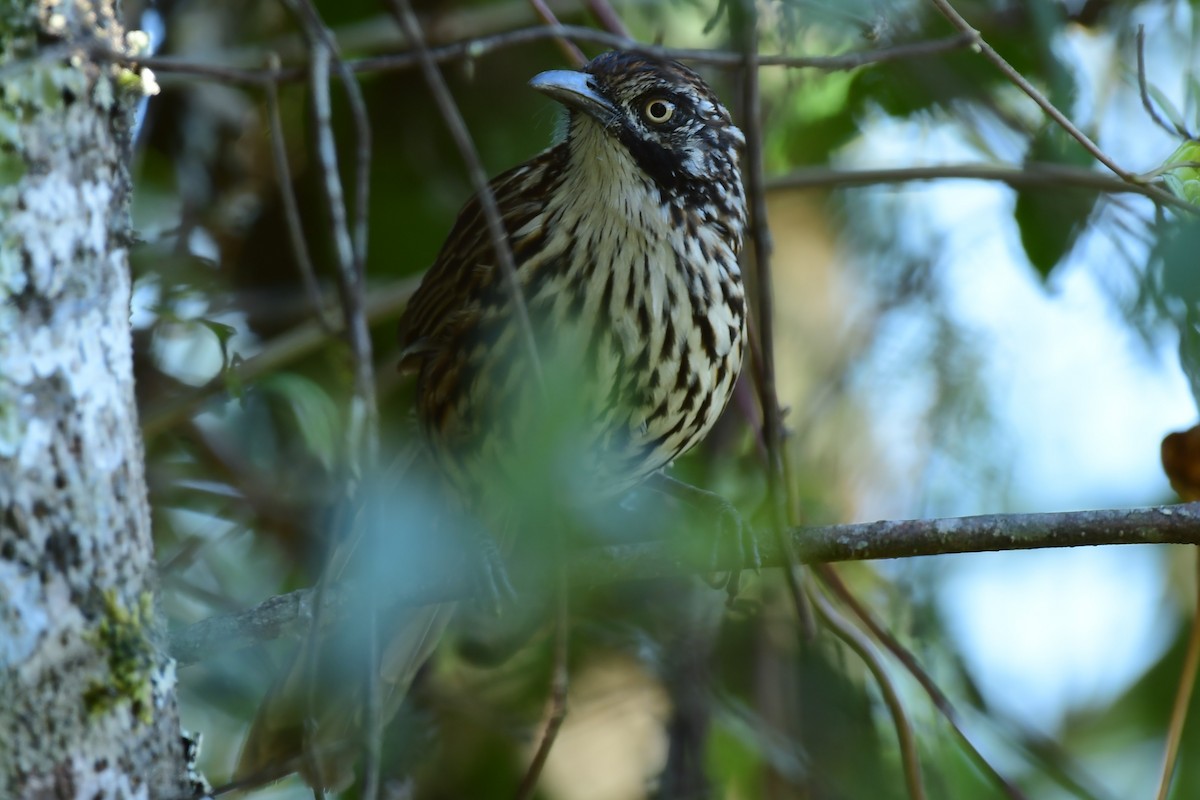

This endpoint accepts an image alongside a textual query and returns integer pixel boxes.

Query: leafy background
[126,0,1200,797]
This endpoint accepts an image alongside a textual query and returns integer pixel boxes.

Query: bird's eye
[643,98,675,124]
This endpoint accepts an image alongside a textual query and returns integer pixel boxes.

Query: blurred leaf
[848,53,989,118]
[1014,126,1097,278]
[1149,216,1200,315]
[925,731,1009,800]
[1149,84,1192,137]
[795,639,905,799]
[1187,73,1200,126]
[706,715,765,798]
[702,0,728,35]
[196,318,237,348]
[1180,309,1200,406]
[256,373,341,471]
[195,317,238,372]
[1024,0,1074,112]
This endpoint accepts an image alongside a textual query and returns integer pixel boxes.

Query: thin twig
[384,0,545,388]
[170,503,1200,666]
[265,53,337,334]
[736,0,813,635]
[927,0,1134,182]
[1154,548,1200,800]
[287,0,379,468]
[281,3,380,795]
[304,40,349,800]
[808,584,927,800]
[1136,26,1193,140]
[817,564,1027,800]
[767,162,1199,216]
[525,0,586,65]
[308,45,361,391]
[513,562,571,800]
[288,0,372,279]
[585,0,631,38]
[125,28,974,86]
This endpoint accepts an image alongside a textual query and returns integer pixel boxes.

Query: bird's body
[238,50,747,791]
[399,51,748,502]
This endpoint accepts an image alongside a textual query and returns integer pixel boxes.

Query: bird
[400,50,747,505]
[236,49,749,791]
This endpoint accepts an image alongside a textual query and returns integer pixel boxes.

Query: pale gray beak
[529,69,619,125]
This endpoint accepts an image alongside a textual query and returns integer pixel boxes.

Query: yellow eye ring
[643,98,675,124]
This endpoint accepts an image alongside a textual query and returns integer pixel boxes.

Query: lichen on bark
[0,1,189,797]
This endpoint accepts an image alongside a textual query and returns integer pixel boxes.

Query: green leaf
[1180,310,1200,406]
[1014,126,1098,278]
[256,373,341,471]
[1162,139,1200,204]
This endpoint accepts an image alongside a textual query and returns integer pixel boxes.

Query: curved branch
[170,502,1200,666]
[808,584,927,800]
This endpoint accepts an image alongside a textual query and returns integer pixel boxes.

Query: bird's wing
[397,144,567,371]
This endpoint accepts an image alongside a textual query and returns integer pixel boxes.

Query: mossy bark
[0,2,189,797]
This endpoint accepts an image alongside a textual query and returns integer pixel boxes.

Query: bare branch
[384,0,545,388]
[286,0,379,469]
[169,503,1200,667]
[767,163,1200,216]
[585,0,631,39]
[264,53,337,334]
[525,0,586,65]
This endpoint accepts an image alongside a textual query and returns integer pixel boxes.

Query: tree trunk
[0,3,189,798]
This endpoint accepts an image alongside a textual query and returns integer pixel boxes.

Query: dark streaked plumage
[238,51,748,793]
[399,50,748,499]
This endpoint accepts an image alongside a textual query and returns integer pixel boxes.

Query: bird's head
[530,51,745,215]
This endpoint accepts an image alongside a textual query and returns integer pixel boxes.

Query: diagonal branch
[525,0,586,65]
[927,0,1132,182]
[384,0,545,389]
[170,502,1200,667]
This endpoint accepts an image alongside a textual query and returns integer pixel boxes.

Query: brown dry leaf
[1162,424,1200,501]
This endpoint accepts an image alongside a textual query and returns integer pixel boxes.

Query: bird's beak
[529,69,619,125]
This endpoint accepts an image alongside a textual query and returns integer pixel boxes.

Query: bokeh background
[127,0,1200,797]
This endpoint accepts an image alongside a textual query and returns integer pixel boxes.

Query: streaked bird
[237,49,748,791]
